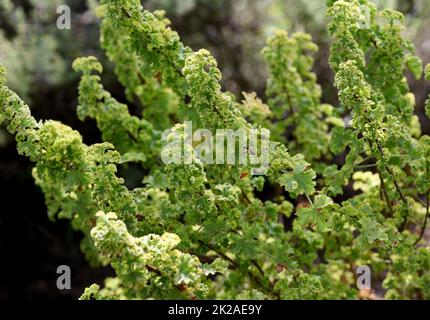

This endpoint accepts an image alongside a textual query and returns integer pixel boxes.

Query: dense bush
[1,0,430,299]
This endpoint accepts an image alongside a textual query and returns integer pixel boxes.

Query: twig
[199,240,238,268]
[414,196,427,208]
[377,168,394,217]
[414,190,429,246]
[373,141,410,230]
[414,159,430,246]
[251,259,265,278]
[305,194,313,206]
[375,143,407,203]
[354,163,378,170]
[199,240,280,299]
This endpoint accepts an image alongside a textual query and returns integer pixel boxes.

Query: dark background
[0,0,429,299]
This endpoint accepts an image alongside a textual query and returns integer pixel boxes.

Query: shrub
[1,0,430,299]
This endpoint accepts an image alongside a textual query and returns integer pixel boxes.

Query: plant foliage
[1,0,430,299]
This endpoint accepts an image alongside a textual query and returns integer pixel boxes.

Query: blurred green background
[0,0,429,299]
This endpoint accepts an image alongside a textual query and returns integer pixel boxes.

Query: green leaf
[405,55,423,79]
